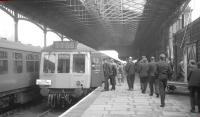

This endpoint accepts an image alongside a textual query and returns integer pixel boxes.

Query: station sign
[53,41,78,49]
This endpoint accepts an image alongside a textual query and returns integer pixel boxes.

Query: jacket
[156,61,172,80]
[125,62,135,75]
[148,62,157,76]
[187,68,200,87]
[138,62,149,77]
[103,62,112,78]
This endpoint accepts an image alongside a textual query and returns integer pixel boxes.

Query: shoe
[156,94,159,98]
[101,89,108,92]
[190,109,195,113]
[160,104,165,107]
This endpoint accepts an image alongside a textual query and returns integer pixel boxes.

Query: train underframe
[0,86,40,113]
[47,88,94,108]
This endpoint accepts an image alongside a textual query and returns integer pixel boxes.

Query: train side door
[90,52,104,88]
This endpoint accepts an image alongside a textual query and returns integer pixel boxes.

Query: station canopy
[2,0,188,58]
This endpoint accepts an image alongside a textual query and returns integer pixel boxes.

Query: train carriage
[0,39,41,111]
[36,41,105,107]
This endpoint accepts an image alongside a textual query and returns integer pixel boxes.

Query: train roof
[42,41,96,52]
[0,39,41,52]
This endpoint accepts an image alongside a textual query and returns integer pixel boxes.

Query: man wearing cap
[110,59,117,90]
[102,58,112,91]
[138,57,149,93]
[156,53,172,107]
[125,57,136,90]
[148,56,159,97]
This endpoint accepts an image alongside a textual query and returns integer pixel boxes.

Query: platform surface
[59,76,200,117]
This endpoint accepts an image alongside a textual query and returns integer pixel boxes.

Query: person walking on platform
[102,58,112,91]
[110,59,117,90]
[117,62,123,85]
[156,54,172,107]
[138,57,149,93]
[125,57,136,90]
[148,56,159,97]
[187,62,200,113]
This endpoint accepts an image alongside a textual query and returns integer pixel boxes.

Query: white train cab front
[37,52,91,90]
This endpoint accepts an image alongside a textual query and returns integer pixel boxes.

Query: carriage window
[35,61,40,72]
[13,52,23,73]
[0,51,8,74]
[73,54,85,73]
[14,61,23,73]
[0,60,8,74]
[26,61,34,72]
[57,54,70,73]
[43,54,56,73]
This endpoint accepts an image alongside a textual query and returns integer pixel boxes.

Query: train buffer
[59,78,199,117]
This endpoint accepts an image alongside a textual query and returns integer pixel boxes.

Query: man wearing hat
[156,53,172,107]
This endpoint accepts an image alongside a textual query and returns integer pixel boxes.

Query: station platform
[59,77,199,117]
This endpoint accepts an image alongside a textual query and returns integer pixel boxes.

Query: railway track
[37,109,51,117]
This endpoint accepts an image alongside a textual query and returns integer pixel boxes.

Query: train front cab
[38,51,91,92]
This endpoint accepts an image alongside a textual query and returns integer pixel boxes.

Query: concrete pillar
[43,26,47,47]
[14,11,18,42]
[183,47,187,82]
[169,26,174,60]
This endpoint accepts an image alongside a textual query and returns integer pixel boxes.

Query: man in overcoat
[187,62,200,113]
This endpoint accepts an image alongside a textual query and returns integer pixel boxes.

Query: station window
[13,52,23,73]
[57,54,70,73]
[73,54,85,73]
[43,54,56,73]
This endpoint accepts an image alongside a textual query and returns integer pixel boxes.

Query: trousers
[140,76,148,93]
[189,86,200,111]
[104,76,110,91]
[149,76,159,95]
[110,75,116,90]
[127,74,135,89]
[159,79,167,105]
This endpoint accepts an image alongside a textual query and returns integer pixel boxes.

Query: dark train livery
[0,39,41,111]
[36,41,105,107]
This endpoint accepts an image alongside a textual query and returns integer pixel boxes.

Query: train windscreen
[57,54,70,73]
[73,54,85,73]
[43,54,56,73]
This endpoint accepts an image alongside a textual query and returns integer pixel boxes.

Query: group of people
[102,58,118,91]
[102,53,200,112]
[125,54,171,107]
